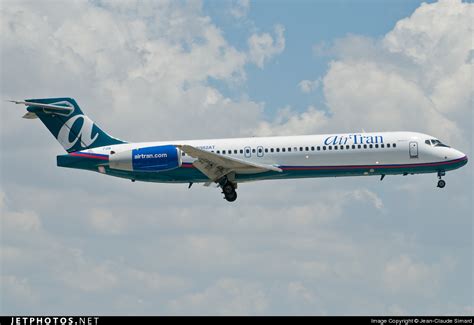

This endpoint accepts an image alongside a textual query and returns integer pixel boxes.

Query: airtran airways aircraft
[11,98,468,202]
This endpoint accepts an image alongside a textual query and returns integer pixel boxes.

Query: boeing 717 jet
[11,98,468,202]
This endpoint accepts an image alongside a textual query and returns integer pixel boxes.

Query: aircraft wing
[176,144,282,182]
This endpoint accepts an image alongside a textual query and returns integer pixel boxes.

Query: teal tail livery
[10,97,468,202]
[10,97,125,153]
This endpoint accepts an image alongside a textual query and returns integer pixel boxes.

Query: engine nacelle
[109,145,182,172]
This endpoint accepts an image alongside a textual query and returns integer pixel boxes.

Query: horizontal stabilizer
[9,100,74,115]
[9,100,74,112]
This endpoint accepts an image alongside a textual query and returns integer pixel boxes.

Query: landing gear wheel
[437,179,446,188]
[222,183,235,195]
[224,191,237,202]
[219,177,238,202]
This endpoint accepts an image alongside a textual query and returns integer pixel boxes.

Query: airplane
[10,97,468,202]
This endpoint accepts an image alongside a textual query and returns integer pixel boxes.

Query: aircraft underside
[58,154,467,202]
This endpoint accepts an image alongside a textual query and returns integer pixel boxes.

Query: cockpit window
[432,140,449,147]
[426,139,450,148]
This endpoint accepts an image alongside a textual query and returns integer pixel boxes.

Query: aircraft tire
[225,191,237,202]
[223,183,235,195]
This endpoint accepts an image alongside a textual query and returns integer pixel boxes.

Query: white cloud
[248,25,285,68]
[261,0,471,148]
[298,79,321,93]
[383,255,440,297]
[287,281,318,305]
[125,268,189,293]
[1,275,38,306]
[60,261,119,293]
[255,105,329,136]
[0,0,268,142]
[230,0,250,19]
[168,278,268,315]
[87,208,128,235]
[0,190,42,233]
[350,188,384,210]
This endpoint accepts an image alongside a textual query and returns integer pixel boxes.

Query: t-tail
[10,97,125,152]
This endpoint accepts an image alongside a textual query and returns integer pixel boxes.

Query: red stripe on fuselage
[69,152,109,161]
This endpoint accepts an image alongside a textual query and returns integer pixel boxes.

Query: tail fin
[11,97,125,152]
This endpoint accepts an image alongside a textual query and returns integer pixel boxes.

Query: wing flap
[177,144,281,182]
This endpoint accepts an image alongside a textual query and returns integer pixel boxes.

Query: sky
[0,0,472,315]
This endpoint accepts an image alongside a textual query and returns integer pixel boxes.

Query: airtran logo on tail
[324,134,384,146]
[57,115,98,150]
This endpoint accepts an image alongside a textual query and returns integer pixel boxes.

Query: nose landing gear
[437,171,446,188]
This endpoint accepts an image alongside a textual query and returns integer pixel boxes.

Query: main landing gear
[437,171,446,189]
[219,177,237,202]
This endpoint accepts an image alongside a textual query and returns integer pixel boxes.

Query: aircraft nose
[452,149,467,162]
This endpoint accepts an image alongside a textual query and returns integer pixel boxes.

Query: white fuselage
[79,131,466,184]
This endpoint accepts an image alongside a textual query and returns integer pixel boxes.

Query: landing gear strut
[219,177,237,202]
[437,171,446,189]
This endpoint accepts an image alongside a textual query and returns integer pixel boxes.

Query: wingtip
[7,99,25,105]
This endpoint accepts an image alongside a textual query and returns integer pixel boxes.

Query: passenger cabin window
[245,149,250,154]
[375,144,379,148]
[240,149,243,154]
[311,146,315,151]
[334,146,338,150]
[328,146,332,150]
[300,147,303,151]
[288,148,292,152]
[270,148,274,153]
[258,148,262,154]
[317,146,321,151]
[252,149,256,153]
[369,144,373,149]
[381,144,384,148]
[346,145,350,149]
[363,144,367,149]
[282,148,286,152]
[393,143,397,148]
[265,148,268,153]
[387,144,391,148]
[323,146,326,150]
[217,150,220,154]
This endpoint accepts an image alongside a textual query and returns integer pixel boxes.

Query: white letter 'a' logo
[57,115,99,150]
